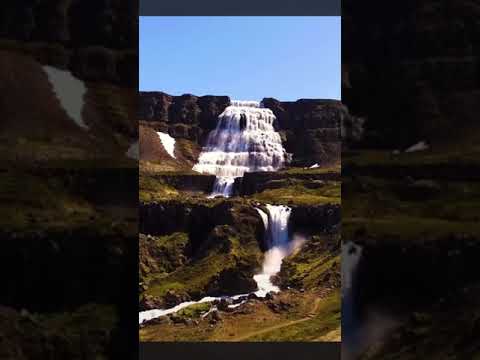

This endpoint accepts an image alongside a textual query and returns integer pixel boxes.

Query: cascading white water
[138,204,293,324]
[193,100,289,197]
[253,205,292,297]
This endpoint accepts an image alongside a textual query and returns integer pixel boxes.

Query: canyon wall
[139,92,343,166]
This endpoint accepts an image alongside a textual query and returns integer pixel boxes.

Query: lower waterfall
[253,205,292,297]
[193,100,289,197]
[139,204,293,324]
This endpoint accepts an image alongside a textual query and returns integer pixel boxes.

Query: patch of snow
[309,163,320,168]
[43,65,88,130]
[157,132,176,158]
[405,141,429,153]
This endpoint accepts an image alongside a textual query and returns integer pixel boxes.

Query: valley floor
[140,290,340,342]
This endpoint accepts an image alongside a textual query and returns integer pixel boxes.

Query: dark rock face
[139,92,342,165]
[159,174,217,193]
[290,204,341,233]
[139,92,230,143]
[206,266,258,296]
[235,171,340,195]
[342,0,480,148]
[262,98,343,166]
[139,200,265,252]
[1,0,138,87]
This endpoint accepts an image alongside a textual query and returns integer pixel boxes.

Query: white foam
[193,101,290,197]
[157,132,176,158]
[43,65,88,130]
[255,208,269,230]
[253,205,292,297]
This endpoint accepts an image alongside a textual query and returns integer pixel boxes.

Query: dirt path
[232,298,322,341]
[314,327,341,342]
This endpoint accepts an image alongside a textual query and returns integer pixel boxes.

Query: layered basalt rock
[290,204,341,233]
[342,0,480,148]
[138,92,343,165]
[0,0,137,87]
[262,98,343,166]
[234,171,341,195]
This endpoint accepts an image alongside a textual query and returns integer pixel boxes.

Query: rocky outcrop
[342,0,480,148]
[139,92,230,144]
[139,92,342,165]
[234,171,341,195]
[139,200,265,250]
[291,204,341,233]
[0,0,137,87]
[262,98,342,166]
[157,173,216,193]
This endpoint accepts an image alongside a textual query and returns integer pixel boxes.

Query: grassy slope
[0,169,136,236]
[140,290,340,342]
[251,181,341,206]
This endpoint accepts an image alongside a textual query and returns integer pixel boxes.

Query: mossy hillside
[177,302,212,318]
[139,232,189,286]
[279,234,341,291]
[246,291,341,342]
[343,176,480,242]
[0,169,136,236]
[1,303,117,359]
[139,172,179,202]
[250,181,341,206]
[143,226,263,302]
[140,289,339,342]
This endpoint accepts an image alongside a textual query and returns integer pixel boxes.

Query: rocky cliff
[0,0,137,87]
[342,0,480,149]
[139,91,342,166]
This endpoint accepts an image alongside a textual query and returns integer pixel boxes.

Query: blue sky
[140,16,341,101]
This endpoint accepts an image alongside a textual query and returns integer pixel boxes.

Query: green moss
[251,182,341,206]
[280,234,340,290]
[343,176,480,241]
[344,216,480,243]
[281,163,341,175]
[144,232,261,299]
[177,303,211,318]
[140,232,189,286]
[139,173,179,202]
[40,303,117,336]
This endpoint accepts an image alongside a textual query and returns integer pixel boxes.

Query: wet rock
[169,314,184,324]
[164,290,190,308]
[265,292,277,301]
[139,295,164,311]
[217,298,232,311]
[207,310,222,324]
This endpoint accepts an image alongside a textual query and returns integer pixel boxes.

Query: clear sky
[140,16,341,101]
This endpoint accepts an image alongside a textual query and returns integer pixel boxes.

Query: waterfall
[253,205,292,297]
[193,100,289,197]
[139,204,293,324]
[342,241,363,352]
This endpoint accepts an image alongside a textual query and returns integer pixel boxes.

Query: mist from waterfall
[193,100,290,197]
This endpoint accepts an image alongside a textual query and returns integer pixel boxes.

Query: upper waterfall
[193,100,290,197]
